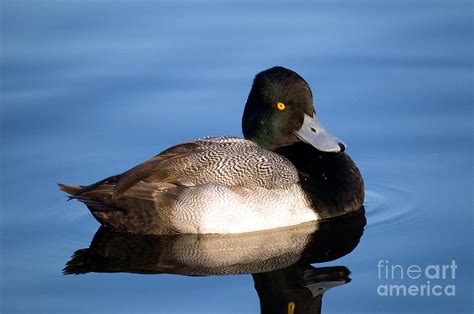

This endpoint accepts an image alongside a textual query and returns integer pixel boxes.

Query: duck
[59,66,364,235]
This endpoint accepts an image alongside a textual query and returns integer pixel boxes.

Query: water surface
[1,0,472,313]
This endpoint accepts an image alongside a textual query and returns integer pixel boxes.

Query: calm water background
[1,0,472,313]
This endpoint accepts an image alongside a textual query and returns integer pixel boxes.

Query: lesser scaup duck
[59,66,364,234]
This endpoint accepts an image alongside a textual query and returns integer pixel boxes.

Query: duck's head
[242,66,345,153]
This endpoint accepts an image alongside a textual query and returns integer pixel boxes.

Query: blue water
[1,0,473,313]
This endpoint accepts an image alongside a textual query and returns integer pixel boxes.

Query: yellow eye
[276,102,286,111]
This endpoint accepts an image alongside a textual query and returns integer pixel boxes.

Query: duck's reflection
[253,265,350,314]
[65,208,365,313]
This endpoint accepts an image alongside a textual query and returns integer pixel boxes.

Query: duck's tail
[58,180,185,234]
[58,175,120,200]
[57,183,82,197]
[58,181,122,213]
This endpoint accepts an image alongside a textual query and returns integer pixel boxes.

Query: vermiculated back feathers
[59,137,310,234]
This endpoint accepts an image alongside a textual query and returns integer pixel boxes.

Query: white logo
[376,260,457,297]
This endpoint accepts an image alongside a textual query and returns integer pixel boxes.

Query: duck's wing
[111,141,206,199]
[62,141,204,201]
[69,136,299,201]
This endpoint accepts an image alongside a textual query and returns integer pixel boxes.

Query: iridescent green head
[242,66,345,153]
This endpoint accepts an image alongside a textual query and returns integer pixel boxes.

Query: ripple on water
[364,182,419,233]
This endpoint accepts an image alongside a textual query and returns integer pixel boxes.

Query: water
[1,0,472,313]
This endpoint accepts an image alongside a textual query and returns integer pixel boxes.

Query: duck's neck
[274,142,364,219]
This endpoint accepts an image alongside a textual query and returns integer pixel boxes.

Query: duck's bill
[296,114,346,153]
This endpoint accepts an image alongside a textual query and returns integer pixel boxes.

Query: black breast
[276,143,364,219]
